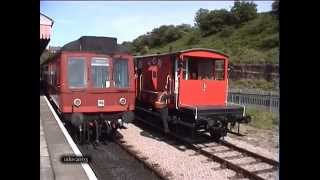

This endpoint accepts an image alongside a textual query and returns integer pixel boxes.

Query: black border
[1,1,310,179]
[2,1,39,179]
[279,0,317,179]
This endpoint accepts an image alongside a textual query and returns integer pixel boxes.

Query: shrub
[258,34,279,49]
[185,31,201,45]
[219,26,234,38]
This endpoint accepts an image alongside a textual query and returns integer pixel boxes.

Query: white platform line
[44,96,98,180]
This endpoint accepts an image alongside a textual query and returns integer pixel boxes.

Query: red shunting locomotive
[41,36,135,143]
[134,48,250,140]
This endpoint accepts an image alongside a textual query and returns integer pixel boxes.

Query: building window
[68,57,87,88]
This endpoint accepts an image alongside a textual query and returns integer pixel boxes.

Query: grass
[229,79,278,91]
[246,107,279,130]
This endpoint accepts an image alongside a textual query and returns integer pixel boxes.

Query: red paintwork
[43,51,135,114]
[179,79,226,107]
[135,49,228,109]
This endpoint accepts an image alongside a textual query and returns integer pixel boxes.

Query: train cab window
[68,58,87,88]
[182,58,225,80]
[91,57,110,88]
[183,58,214,80]
[214,60,225,80]
[113,59,129,88]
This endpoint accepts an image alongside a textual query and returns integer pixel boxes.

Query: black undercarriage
[135,100,250,141]
[62,111,135,144]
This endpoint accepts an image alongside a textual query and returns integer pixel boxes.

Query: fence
[228,89,279,113]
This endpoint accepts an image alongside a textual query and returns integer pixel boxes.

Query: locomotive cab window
[214,60,225,80]
[113,59,129,88]
[68,57,87,88]
[182,57,225,80]
[91,57,110,88]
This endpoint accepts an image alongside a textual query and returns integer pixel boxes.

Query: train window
[51,64,56,86]
[214,60,225,80]
[91,58,110,88]
[68,58,87,88]
[113,59,129,88]
[183,58,214,80]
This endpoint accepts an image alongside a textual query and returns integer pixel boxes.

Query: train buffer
[40,96,96,180]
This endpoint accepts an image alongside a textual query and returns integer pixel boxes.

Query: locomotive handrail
[165,74,173,96]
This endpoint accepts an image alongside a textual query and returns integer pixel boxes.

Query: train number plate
[97,100,104,107]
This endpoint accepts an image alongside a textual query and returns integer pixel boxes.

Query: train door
[178,56,227,107]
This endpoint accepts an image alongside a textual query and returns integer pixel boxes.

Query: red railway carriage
[41,36,135,143]
[134,48,250,140]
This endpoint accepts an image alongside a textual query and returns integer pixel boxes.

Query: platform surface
[40,96,89,180]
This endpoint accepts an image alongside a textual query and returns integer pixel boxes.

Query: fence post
[269,92,272,112]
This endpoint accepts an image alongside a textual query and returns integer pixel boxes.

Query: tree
[132,35,149,53]
[194,8,211,35]
[231,0,258,24]
[176,24,192,33]
[195,8,237,36]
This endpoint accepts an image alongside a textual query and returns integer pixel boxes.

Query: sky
[40,1,273,47]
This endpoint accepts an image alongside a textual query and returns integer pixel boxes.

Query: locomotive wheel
[84,122,91,144]
[94,120,100,143]
[209,129,222,142]
[75,123,85,145]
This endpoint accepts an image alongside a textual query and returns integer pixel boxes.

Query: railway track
[134,116,279,180]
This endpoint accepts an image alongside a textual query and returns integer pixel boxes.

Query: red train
[41,36,135,143]
[134,48,250,140]
[41,35,249,142]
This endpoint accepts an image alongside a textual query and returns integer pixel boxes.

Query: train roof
[61,36,118,54]
[134,48,229,59]
[41,36,131,65]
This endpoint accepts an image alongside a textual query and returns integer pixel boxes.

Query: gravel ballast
[119,123,278,180]
[119,124,237,180]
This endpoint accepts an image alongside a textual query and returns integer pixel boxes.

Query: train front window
[182,58,225,80]
[68,58,87,88]
[113,59,129,88]
[91,58,110,88]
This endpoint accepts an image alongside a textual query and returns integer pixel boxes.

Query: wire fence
[228,89,279,113]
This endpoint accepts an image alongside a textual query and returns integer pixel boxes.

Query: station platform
[40,96,95,180]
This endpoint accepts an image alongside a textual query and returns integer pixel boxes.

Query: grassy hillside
[132,13,279,65]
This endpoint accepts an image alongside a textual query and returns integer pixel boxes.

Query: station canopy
[40,13,54,55]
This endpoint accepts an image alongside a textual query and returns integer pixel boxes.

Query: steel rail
[219,140,279,167]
